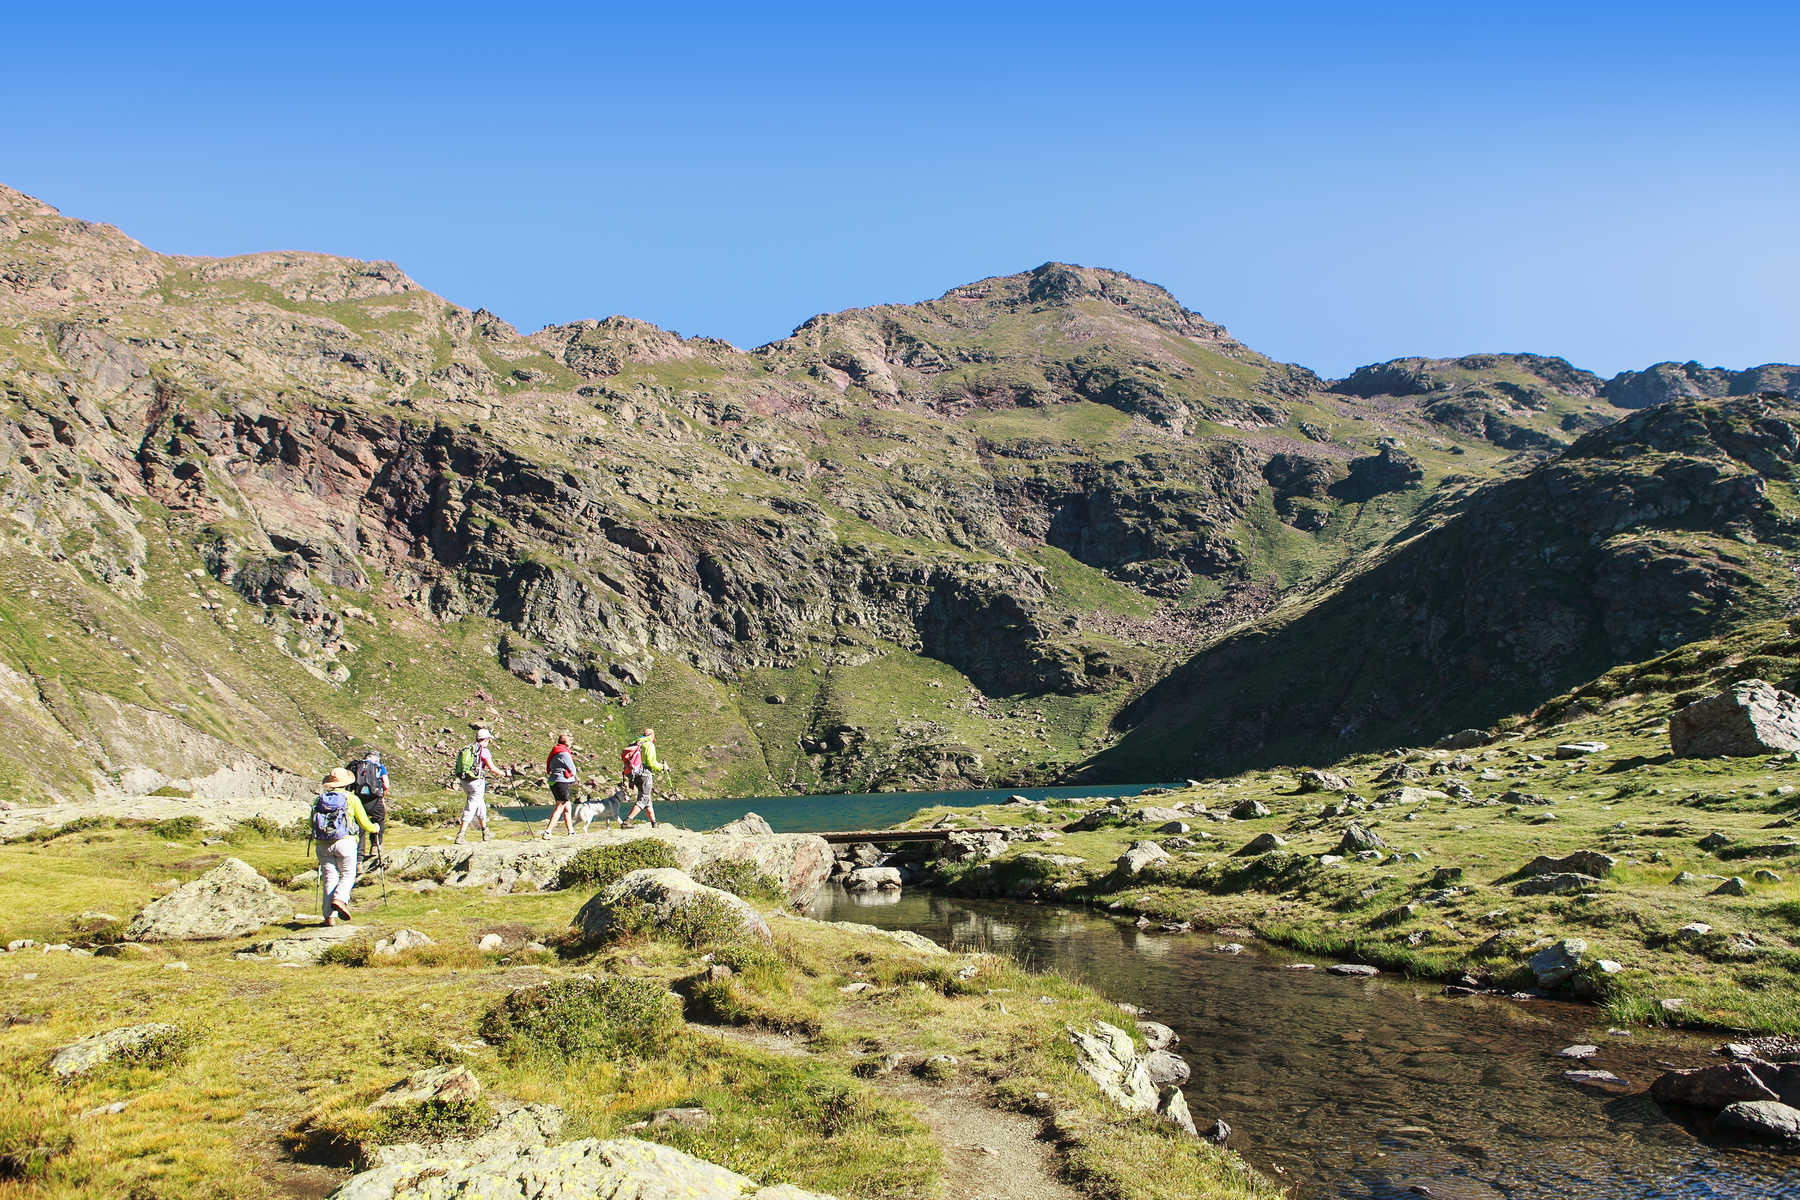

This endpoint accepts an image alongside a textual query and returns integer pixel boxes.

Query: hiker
[313,767,378,926]
[540,733,577,838]
[350,747,389,865]
[621,727,666,828]
[453,728,496,843]
[577,775,629,832]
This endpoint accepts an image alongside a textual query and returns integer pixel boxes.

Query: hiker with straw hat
[453,727,497,844]
[312,766,378,926]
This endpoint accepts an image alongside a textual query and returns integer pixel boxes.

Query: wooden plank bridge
[814,826,1007,845]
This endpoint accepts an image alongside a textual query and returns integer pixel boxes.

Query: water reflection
[808,887,1800,1200]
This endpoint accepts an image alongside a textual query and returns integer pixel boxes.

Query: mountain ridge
[2,179,1797,805]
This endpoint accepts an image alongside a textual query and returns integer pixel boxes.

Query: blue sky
[4,2,1795,377]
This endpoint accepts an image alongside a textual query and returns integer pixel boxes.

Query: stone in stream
[845,866,903,892]
[1156,1085,1198,1136]
[1137,1020,1179,1051]
[1715,1100,1800,1147]
[1670,680,1800,758]
[123,858,291,941]
[1527,939,1587,989]
[1558,1045,1600,1059]
[1326,963,1380,977]
[1144,1049,1191,1088]
[1202,1118,1231,1145]
[1650,1063,1779,1109]
[1563,1069,1629,1089]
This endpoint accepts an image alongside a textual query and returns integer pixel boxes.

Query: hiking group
[539,726,665,837]
[305,726,671,924]
[308,748,387,926]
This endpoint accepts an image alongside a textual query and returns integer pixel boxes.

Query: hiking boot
[481,828,491,842]
[323,910,335,927]
[452,833,465,845]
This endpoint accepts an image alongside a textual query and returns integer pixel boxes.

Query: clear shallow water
[807,888,1800,1200]
[502,782,1176,834]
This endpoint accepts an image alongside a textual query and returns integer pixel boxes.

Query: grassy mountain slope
[2,180,1795,804]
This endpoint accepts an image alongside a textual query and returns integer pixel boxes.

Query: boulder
[711,812,774,837]
[1433,729,1489,750]
[1116,841,1170,877]
[1513,872,1601,896]
[371,1065,482,1111]
[1528,938,1587,988]
[47,1023,183,1079]
[1519,850,1616,878]
[123,858,290,941]
[1379,787,1447,805]
[1126,806,1187,826]
[576,868,771,946]
[1066,1021,1158,1114]
[1326,963,1380,977]
[1554,742,1608,758]
[1714,876,1751,897]
[845,866,903,892]
[1335,823,1387,854]
[1230,799,1270,820]
[1236,833,1287,855]
[1137,1020,1178,1051]
[1651,1063,1779,1109]
[242,924,364,963]
[384,827,832,904]
[332,1137,838,1200]
[1156,1085,1197,1136]
[1716,1100,1800,1146]
[1297,770,1353,793]
[1143,1049,1191,1087]
[1670,680,1800,758]
[375,929,434,956]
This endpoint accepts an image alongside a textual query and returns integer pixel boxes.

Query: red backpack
[621,742,643,774]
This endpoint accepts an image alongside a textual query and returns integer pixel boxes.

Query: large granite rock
[47,1023,183,1078]
[1115,841,1170,876]
[1671,680,1800,758]
[332,1137,838,1199]
[1513,872,1601,896]
[1520,850,1617,878]
[1297,770,1353,793]
[384,826,831,903]
[123,858,291,941]
[576,868,771,946]
[1716,1100,1800,1147]
[1651,1063,1780,1109]
[240,923,364,963]
[1067,1021,1158,1114]
[844,866,902,892]
[1528,938,1588,989]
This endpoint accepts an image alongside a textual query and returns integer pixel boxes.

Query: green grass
[0,821,1268,1199]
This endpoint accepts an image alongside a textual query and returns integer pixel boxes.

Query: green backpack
[456,744,478,780]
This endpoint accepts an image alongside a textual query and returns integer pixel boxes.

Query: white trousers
[318,835,357,911]
[460,777,488,826]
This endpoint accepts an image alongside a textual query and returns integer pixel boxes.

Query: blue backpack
[312,791,352,842]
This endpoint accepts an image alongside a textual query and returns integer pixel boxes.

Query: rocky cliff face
[1091,393,1800,778]
[1,181,1794,800]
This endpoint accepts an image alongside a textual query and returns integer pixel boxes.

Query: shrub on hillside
[556,840,680,891]
[478,977,680,1060]
[150,816,205,841]
[599,891,753,950]
[693,858,784,903]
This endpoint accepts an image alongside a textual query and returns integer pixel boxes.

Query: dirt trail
[701,1027,1081,1200]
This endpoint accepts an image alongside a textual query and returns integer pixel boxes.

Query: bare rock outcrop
[576,868,771,947]
[331,1136,838,1199]
[123,858,291,941]
[1671,680,1800,758]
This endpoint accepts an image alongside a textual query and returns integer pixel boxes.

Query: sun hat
[323,767,355,788]
[475,727,493,741]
